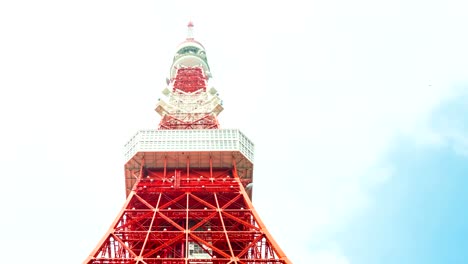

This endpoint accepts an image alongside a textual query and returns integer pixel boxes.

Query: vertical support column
[209,155,213,179]
[175,169,181,188]
[164,155,167,178]
[139,157,145,179]
[186,156,190,179]
[231,156,237,178]
[185,192,190,263]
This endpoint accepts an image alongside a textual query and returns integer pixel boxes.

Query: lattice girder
[156,66,223,130]
[85,164,288,264]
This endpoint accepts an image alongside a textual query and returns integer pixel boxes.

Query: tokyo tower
[84,22,291,264]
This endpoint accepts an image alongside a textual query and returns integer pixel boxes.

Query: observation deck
[123,129,254,196]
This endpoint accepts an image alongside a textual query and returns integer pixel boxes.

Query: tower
[84,22,291,264]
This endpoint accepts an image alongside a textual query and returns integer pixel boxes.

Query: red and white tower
[84,22,291,264]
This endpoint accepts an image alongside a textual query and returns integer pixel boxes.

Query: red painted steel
[85,161,289,263]
[158,66,220,130]
[159,113,219,130]
[85,23,290,264]
[173,67,207,93]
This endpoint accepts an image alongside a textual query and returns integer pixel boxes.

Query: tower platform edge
[124,129,254,197]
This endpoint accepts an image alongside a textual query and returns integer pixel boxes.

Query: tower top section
[170,21,211,79]
[156,22,222,129]
[186,20,194,40]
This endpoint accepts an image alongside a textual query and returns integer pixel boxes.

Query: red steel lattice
[158,66,220,130]
[85,22,290,264]
[173,67,207,93]
[85,161,288,264]
[159,113,219,130]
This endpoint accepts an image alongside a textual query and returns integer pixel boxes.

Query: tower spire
[186,20,194,40]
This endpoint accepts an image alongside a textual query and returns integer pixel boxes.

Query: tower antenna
[187,20,194,40]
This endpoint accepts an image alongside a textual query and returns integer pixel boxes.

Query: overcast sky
[1,1,467,263]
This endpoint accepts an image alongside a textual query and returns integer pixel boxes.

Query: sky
[0,1,467,263]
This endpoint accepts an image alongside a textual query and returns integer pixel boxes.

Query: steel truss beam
[85,159,290,264]
[157,66,221,130]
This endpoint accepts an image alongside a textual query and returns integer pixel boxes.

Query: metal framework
[84,22,291,264]
[156,66,222,130]
[85,158,287,264]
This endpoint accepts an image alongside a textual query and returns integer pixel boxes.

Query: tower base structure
[84,129,290,264]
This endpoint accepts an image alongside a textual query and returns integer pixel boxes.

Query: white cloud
[423,93,468,157]
[0,1,467,263]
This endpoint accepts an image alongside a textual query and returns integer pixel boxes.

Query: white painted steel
[124,129,254,163]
